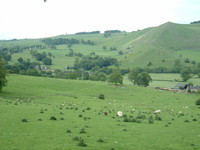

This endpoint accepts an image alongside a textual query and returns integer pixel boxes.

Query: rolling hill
[1,22,200,70]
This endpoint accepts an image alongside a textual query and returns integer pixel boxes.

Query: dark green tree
[18,57,24,63]
[135,72,152,87]
[180,68,191,82]
[128,69,152,87]
[108,69,123,85]
[42,57,52,65]
[128,68,139,85]
[0,57,8,91]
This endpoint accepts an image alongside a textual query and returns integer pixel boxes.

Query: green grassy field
[0,75,200,150]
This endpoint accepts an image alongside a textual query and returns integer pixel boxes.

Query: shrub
[148,116,154,124]
[21,118,28,122]
[77,138,87,147]
[184,119,189,123]
[66,129,72,133]
[50,116,57,120]
[155,115,162,121]
[97,138,104,143]
[123,117,129,122]
[195,99,200,105]
[98,94,105,100]
[73,136,80,141]
[192,118,197,121]
[79,128,86,134]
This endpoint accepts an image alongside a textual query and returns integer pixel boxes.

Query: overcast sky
[0,0,199,39]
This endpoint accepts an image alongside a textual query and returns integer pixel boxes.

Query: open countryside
[1,22,200,150]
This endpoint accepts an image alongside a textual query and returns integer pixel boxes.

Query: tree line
[41,38,95,46]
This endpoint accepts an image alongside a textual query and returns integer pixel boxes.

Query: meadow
[0,75,200,150]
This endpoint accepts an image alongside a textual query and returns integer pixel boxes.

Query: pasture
[0,75,200,150]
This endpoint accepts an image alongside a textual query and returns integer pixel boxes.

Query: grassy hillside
[0,75,200,150]
[1,22,200,70]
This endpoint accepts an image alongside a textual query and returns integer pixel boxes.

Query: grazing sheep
[117,111,123,117]
[154,110,161,114]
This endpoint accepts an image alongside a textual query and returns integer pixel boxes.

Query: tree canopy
[108,69,123,85]
[0,57,7,91]
[128,68,152,87]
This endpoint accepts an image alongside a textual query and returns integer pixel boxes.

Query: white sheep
[117,111,123,117]
[154,110,161,114]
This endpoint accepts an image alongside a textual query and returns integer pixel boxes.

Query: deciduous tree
[0,57,7,91]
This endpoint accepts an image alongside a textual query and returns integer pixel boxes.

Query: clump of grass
[192,118,197,121]
[60,117,64,120]
[97,138,105,143]
[66,129,72,133]
[98,94,105,100]
[155,115,162,121]
[86,107,91,110]
[184,119,189,123]
[21,118,28,122]
[123,128,128,131]
[50,116,57,120]
[148,116,154,124]
[73,136,80,141]
[137,114,146,119]
[195,99,200,105]
[79,114,82,117]
[79,128,86,134]
[77,138,87,147]
[38,118,42,121]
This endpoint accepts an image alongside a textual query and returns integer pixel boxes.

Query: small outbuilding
[174,83,190,90]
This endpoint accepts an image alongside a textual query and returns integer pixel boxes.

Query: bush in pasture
[184,119,190,123]
[77,138,87,147]
[192,118,197,121]
[50,116,57,120]
[98,94,105,100]
[73,136,80,141]
[148,116,154,124]
[66,129,72,133]
[155,115,162,121]
[137,114,146,119]
[21,118,28,122]
[79,128,86,134]
[79,114,82,118]
[86,107,91,110]
[97,138,104,143]
[195,99,200,105]
[123,117,129,122]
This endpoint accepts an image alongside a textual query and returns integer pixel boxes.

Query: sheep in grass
[154,110,161,114]
[117,111,123,117]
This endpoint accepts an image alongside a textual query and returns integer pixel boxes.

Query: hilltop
[1,22,200,70]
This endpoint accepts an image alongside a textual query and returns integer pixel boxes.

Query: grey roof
[174,83,189,89]
[189,86,200,90]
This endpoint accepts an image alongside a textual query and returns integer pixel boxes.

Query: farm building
[189,86,200,92]
[173,83,190,90]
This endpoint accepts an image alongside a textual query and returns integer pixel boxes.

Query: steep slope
[119,22,200,68]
